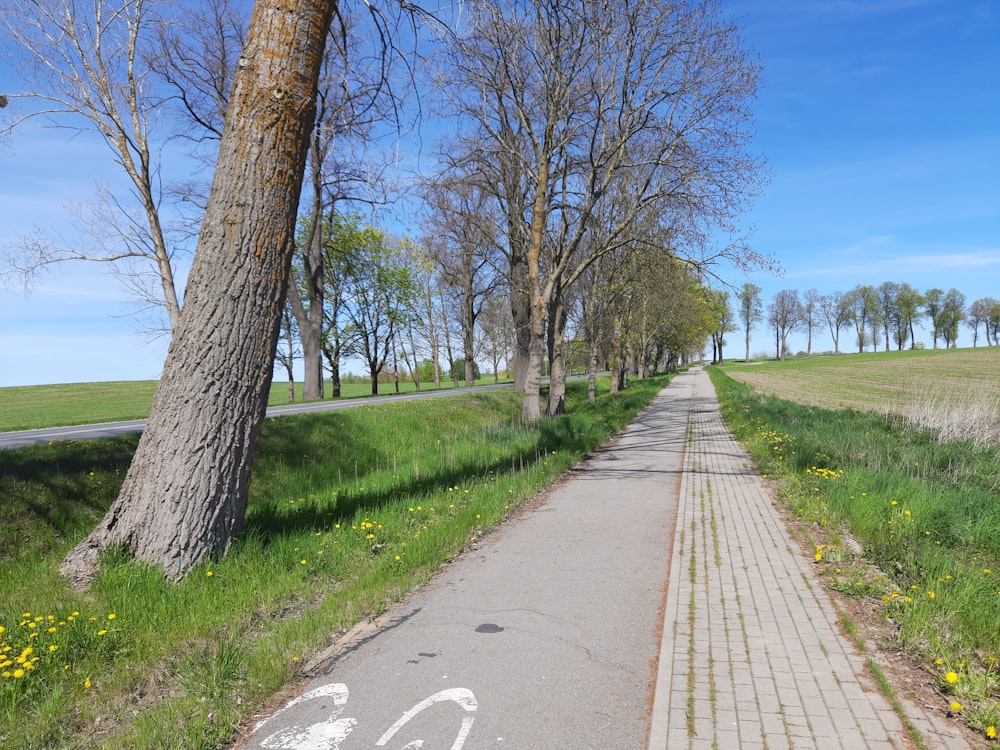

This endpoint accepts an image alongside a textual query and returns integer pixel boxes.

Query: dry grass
[723,348,1000,447]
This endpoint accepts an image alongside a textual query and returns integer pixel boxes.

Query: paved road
[232,368,972,750]
[0,382,515,449]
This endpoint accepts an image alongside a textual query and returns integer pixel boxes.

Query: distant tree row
[732,282,1000,361]
[2,0,769,579]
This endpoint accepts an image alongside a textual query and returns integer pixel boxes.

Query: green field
[711,350,1000,743]
[722,347,1000,415]
[0,376,512,432]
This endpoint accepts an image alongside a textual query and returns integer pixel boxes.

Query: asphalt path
[233,373,689,749]
[0,382,516,449]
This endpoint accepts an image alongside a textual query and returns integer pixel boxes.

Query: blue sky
[2,0,999,386]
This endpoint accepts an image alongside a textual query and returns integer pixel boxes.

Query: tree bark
[60,0,335,586]
[546,294,567,416]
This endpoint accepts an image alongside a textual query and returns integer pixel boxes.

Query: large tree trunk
[546,295,568,416]
[60,0,334,587]
[509,252,531,391]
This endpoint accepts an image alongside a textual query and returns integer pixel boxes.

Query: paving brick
[646,369,971,750]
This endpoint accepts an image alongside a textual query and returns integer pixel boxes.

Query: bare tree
[289,9,401,401]
[60,0,337,585]
[423,169,503,387]
[2,0,184,330]
[275,305,301,403]
[477,291,513,383]
[441,0,767,421]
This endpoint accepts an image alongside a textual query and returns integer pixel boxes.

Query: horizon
[2,0,999,387]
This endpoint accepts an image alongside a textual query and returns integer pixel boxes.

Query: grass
[722,347,1000,431]
[0,374,670,749]
[0,375,514,432]
[709,359,1000,745]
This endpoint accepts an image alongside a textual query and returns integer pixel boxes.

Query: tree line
[729,282,1000,362]
[2,0,767,580]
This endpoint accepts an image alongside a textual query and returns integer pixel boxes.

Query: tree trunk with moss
[60,0,335,587]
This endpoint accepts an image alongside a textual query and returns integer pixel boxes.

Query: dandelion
[206,571,213,577]
[986,726,996,739]
[928,591,936,600]
[107,613,116,620]
[84,677,91,688]
[949,701,963,712]
[300,560,307,565]
[945,671,959,684]
[97,630,107,636]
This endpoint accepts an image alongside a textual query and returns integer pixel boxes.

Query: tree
[289,11,399,401]
[442,0,766,422]
[424,170,502,388]
[60,0,337,586]
[478,293,514,383]
[966,297,990,346]
[875,282,899,352]
[924,288,944,349]
[275,305,301,403]
[801,288,822,356]
[340,224,419,395]
[736,282,763,363]
[2,0,184,331]
[767,289,801,360]
[969,297,1000,346]
[707,289,735,365]
[988,300,1000,347]
[818,291,848,355]
[939,288,966,348]
[843,285,878,353]
[893,283,923,350]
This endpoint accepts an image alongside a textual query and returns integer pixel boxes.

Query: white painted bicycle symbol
[254,683,477,749]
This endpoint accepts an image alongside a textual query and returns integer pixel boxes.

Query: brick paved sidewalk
[648,368,971,750]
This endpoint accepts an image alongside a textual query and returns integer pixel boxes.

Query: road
[234,373,687,749]
[0,382,516,449]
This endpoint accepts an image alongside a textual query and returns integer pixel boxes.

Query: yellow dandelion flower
[949,701,963,712]
[945,671,959,683]
[97,630,107,636]
[928,591,936,599]
[206,571,213,577]
[107,613,116,620]
[84,677,91,688]
[985,726,996,739]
